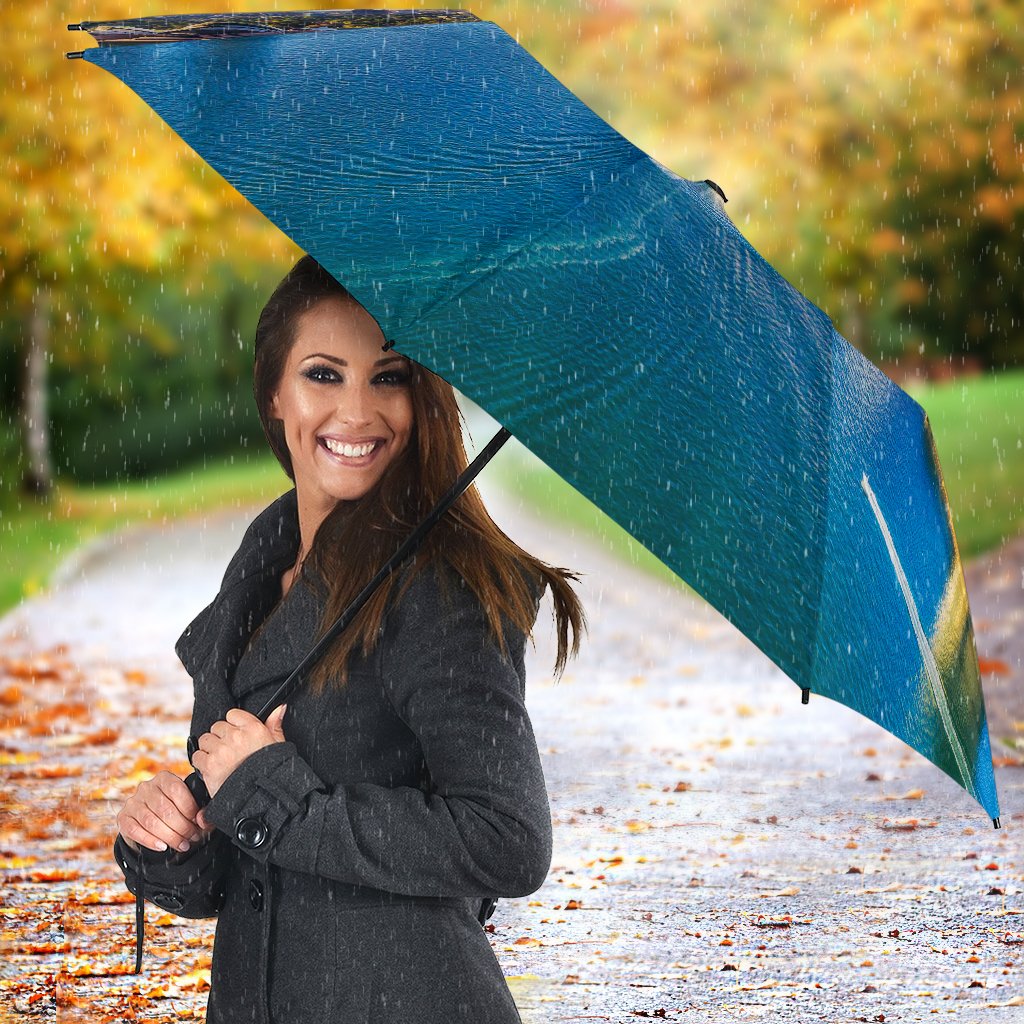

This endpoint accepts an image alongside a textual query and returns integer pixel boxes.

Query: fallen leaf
[9,763,84,780]
[624,819,652,833]
[0,684,24,705]
[978,657,1010,675]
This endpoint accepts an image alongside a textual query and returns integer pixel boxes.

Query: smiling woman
[112,254,587,1024]
[268,294,415,572]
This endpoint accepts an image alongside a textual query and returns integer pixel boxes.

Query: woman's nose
[339,383,374,425]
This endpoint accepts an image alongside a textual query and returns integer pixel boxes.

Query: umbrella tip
[801,688,810,705]
[993,817,1001,830]
[703,179,728,204]
[65,51,85,59]
[67,23,82,31]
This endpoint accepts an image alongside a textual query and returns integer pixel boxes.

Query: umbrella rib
[860,473,975,797]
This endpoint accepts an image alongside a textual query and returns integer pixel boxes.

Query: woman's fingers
[117,772,205,853]
[225,707,260,728]
[153,770,202,821]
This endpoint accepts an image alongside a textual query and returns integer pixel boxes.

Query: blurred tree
[511,0,1023,371]
[0,1,294,500]
[772,0,1024,369]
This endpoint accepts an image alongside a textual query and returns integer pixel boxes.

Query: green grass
[1,368,1021,618]
[905,368,1024,559]
[0,453,288,615]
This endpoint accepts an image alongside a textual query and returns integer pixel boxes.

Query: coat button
[235,817,268,848]
[249,878,264,911]
[151,891,184,912]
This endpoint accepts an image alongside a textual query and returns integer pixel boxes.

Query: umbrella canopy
[68,9,1000,824]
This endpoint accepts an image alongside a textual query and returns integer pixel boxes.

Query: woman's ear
[269,391,281,419]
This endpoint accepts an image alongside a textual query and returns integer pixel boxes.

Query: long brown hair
[253,254,586,694]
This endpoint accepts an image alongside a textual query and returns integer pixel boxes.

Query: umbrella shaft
[255,426,512,719]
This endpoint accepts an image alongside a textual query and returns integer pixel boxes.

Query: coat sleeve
[201,564,552,899]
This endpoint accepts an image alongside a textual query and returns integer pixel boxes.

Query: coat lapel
[229,576,321,701]
[174,487,302,734]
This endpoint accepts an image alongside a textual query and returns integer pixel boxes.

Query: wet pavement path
[0,467,1021,1022]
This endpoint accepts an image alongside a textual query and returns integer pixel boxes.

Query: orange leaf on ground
[0,683,24,704]
[880,818,937,831]
[83,727,120,745]
[9,763,84,779]
[174,967,212,992]
[978,657,1010,675]
[625,819,652,833]
[5,658,62,681]
[29,868,82,882]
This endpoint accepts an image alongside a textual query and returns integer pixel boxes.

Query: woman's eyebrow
[302,352,408,367]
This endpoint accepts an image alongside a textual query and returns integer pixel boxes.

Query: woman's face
[270,296,414,520]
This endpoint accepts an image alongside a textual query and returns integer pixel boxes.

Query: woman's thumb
[268,704,288,741]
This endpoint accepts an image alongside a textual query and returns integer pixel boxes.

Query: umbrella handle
[183,755,211,809]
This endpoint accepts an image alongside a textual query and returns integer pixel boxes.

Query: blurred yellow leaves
[3,1,296,330]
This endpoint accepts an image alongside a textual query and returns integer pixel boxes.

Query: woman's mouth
[317,436,384,466]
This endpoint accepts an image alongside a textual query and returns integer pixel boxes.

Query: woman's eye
[376,370,411,386]
[303,365,339,383]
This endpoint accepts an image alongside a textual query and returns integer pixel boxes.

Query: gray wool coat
[113,487,552,1024]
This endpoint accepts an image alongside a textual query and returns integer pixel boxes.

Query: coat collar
[175,486,305,731]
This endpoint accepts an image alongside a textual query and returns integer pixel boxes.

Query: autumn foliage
[0,645,212,1020]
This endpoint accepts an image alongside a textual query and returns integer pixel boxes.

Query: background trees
[0,2,295,499]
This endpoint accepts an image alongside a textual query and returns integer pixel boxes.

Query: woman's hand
[117,770,211,854]
[191,705,288,800]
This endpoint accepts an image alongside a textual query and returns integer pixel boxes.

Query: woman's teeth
[322,438,378,458]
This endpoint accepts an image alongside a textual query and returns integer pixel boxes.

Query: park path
[0,449,1021,1023]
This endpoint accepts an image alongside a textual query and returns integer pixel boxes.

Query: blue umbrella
[67,9,1000,825]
